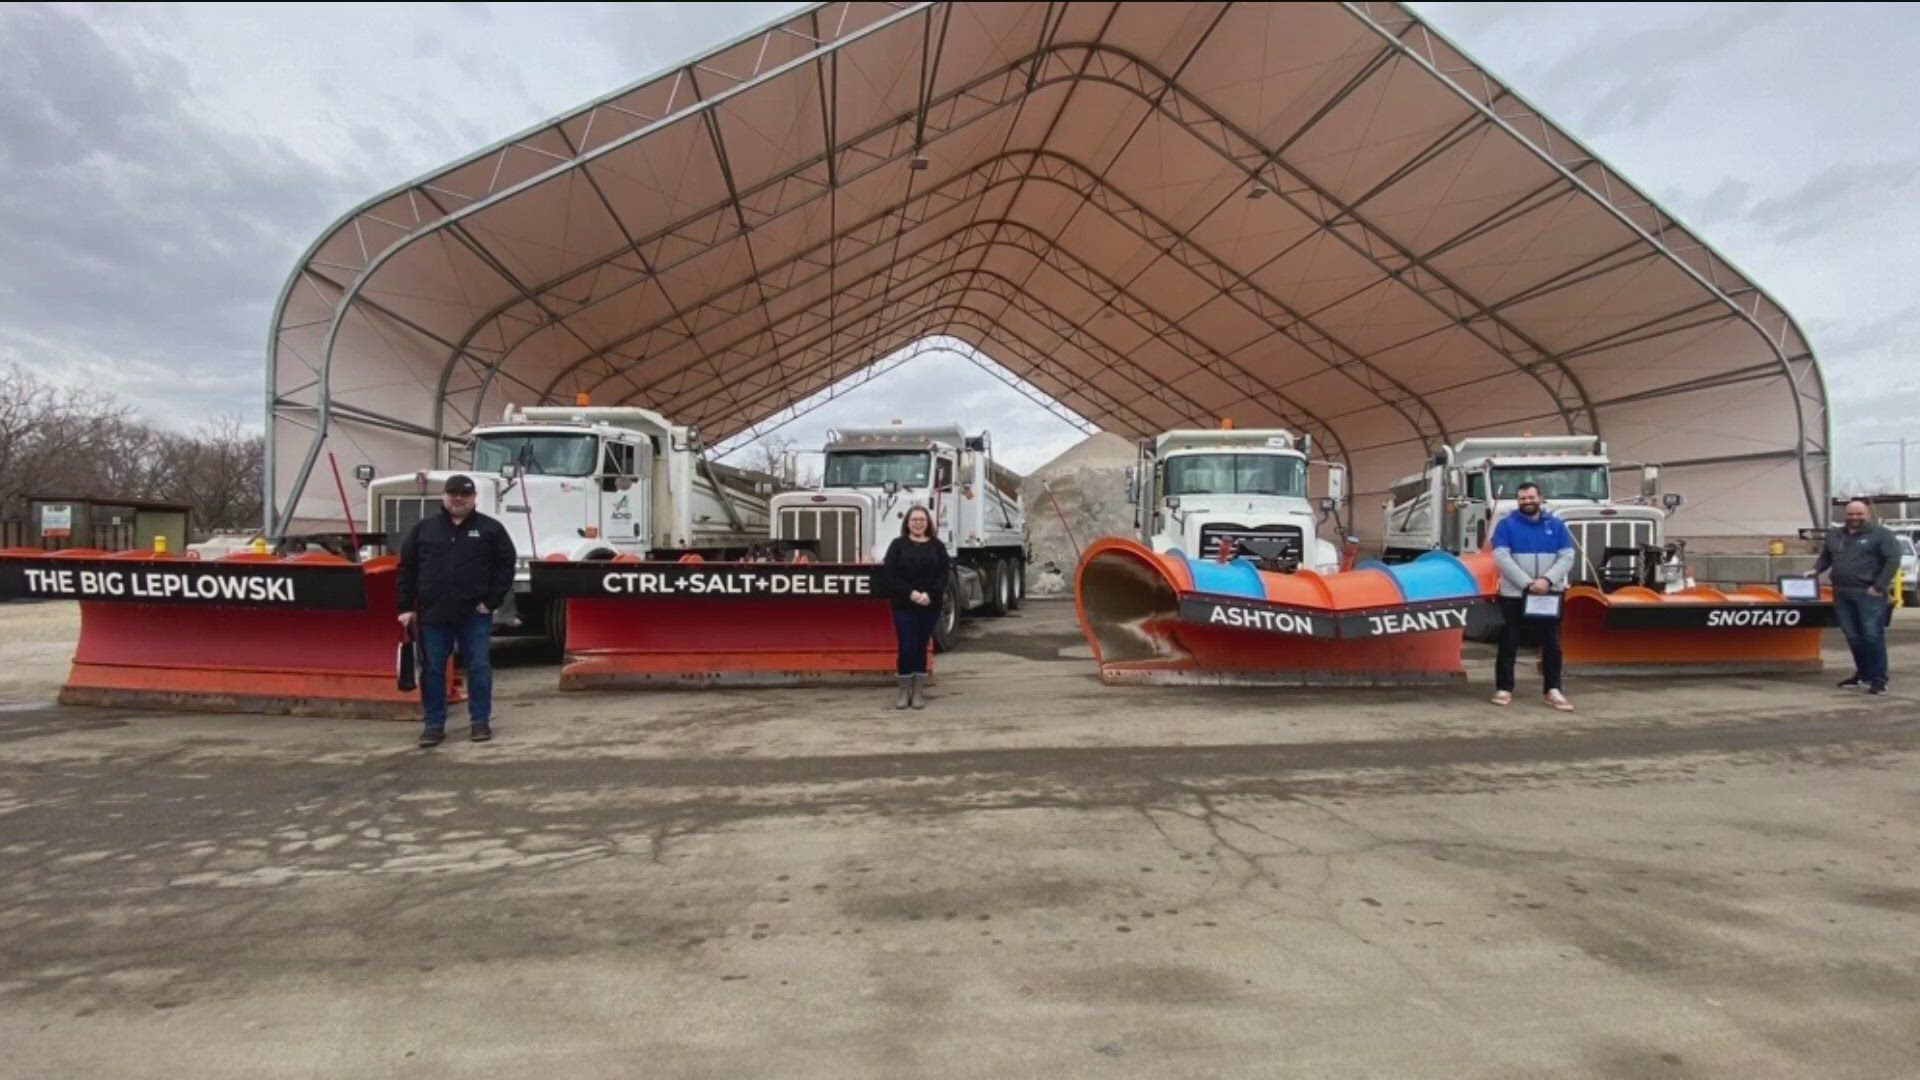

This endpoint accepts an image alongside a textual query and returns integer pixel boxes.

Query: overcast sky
[1,2,1915,481]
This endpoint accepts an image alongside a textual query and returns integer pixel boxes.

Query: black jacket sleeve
[1873,529,1901,593]
[1813,532,1834,574]
[934,540,952,588]
[486,519,517,611]
[396,521,422,613]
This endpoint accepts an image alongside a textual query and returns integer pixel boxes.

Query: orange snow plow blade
[1075,537,1499,686]
[1561,584,1833,675]
[533,560,910,688]
[0,548,455,720]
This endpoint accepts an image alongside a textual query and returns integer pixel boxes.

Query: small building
[18,495,193,553]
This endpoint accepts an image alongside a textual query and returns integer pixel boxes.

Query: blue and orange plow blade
[1075,536,1498,686]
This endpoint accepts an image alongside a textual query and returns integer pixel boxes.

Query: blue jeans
[1834,590,1889,685]
[893,604,940,675]
[420,613,493,730]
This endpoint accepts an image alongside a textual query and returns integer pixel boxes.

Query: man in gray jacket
[1809,498,1900,694]
[1490,482,1578,710]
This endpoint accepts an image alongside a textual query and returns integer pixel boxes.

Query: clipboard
[1522,592,1562,619]
[1777,576,1819,602]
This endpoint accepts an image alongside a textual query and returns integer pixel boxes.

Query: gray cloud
[1747,160,1920,245]
[0,4,365,425]
[0,0,1913,505]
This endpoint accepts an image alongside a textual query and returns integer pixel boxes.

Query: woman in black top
[883,504,950,709]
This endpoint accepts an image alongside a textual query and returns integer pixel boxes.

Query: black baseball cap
[443,474,477,495]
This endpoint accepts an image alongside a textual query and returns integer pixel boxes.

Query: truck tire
[982,559,1010,617]
[1007,557,1025,610]
[543,596,568,656]
[543,550,611,656]
[933,572,961,653]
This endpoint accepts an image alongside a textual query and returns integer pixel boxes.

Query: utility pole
[1866,437,1914,493]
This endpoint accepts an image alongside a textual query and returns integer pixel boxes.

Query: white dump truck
[768,424,1028,651]
[1381,435,1684,589]
[362,403,771,645]
[1127,426,1346,573]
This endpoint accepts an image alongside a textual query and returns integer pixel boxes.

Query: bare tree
[742,434,795,480]
[0,363,264,533]
[0,363,137,517]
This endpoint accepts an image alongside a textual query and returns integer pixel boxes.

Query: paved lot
[0,598,1916,1078]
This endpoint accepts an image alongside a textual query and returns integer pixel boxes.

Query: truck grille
[1565,518,1658,585]
[378,496,437,544]
[778,506,862,563]
[1197,523,1303,559]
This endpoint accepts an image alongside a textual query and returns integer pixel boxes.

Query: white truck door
[932,454,958,548]
[601,440,647,552]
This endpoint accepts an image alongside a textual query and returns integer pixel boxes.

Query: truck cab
[1382,436,1681,589]
[363,403,770,640]
[768,424,1029,648]
[1131,427,1344,574]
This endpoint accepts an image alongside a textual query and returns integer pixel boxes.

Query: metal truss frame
[267,1,1829,533]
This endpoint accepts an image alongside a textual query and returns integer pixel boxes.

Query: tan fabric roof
[269,1,1828,539]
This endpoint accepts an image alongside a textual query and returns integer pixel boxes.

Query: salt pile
[1017,432,1138,596]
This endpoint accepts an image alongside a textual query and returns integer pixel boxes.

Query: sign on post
[39,504,73,540]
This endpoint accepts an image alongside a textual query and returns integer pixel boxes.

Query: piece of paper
[1523,592,1562,619]
[1778,576,1819,601]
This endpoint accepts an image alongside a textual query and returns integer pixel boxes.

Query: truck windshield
[1490,466,1608,501]
[1164,454,1305,497]
[472,434,598,477]
[823,450,932,488]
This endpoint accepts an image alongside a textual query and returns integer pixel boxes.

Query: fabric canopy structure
[268,0,1828,540]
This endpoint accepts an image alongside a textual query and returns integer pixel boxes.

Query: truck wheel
[541,551,610,656]
[543,596,568,656]
[982,559,1010,617]
[933,574,961,653]
[1006,557,1025,609]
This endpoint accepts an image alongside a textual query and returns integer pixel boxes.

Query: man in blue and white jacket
[1490,482,1577,711]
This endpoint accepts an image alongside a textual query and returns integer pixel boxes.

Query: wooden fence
[1,520,136,551]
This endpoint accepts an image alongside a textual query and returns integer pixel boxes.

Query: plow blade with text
[0,548,454,719]
[535,560,909,688]
[1561,584,1833,675]
[1075,537,1498,686]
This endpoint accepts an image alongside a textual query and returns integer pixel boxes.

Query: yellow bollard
[153,535,168,555]
[252,536,269,555]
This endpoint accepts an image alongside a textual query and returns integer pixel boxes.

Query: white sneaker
[1545,690,1573,711]
[1490,690,1513,706]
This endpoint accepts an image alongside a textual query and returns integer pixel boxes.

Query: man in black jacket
[398,474,517,746]
[1809,498,1901,695]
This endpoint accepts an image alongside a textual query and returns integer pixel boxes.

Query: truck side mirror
[1125,467,1138,506]
[1327,464,1346,503]
[1662,492,1684,512]
[1641,464,1661,498]
[1445,467,1465,498]
[881,479,900,497]
[500,464,522,480]
[1317,497,1336,513]
[353,464,375,486]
